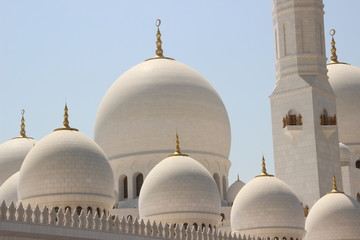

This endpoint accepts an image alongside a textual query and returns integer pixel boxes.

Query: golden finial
[168,132,188,157]
[63,104,70,128]
[20,109,27,137]
[329,29,338,64]
[329,175,343,194]
[155,19,163,57]
[304,205,309,217]
[145,19,174,61]
[54,103,79,132]
[256,155,274,178]
[12,109,34,139]
[328,29,346,65]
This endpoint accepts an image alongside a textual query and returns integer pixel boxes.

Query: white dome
[0,137,36,186]
[94,58,231,192]
[305,192,360,239]
[18,129,115,211]
[231,176,305,239]
[0,172,19,205]
[339,142,351,165]
[328,63,360,153]
[226,178,245,204]
[139,153,221,226]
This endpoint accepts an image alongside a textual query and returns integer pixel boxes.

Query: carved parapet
[0,201,7,220]
[94,212,101,230]
[86,211,93,229]
[17,203,25,222]
[25,204,33,222]
[8,202,16,221]
[100,213,107,231]
[33,205,41,223]
[78,210,85,228]
[49,208,57,225]
[0,203,302,240]
[139,218,146,235]
[41,207,49,224]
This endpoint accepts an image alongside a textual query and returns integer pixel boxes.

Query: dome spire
[328,29,346,65]
[155,19,164,58]
[20,109,27,137]
[54,103,79,132]
[145,19,174,61]
[330,29,338,64]
[13,109,33,139]
[329,175,343,194]
[236,174,240,182]
[12,109,34,139]
[256,155,274,178]
[168,132,188,157]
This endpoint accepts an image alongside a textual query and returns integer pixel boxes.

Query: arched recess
[357,193,360,202]
[301,19,310,53]
[356,160,360,169]
[220,213,225,222]
[274,28,279,59]
[133,172,144,198]
[76,206,82,215]
[65,206,71,213]
[288,109,297,115]
[213,173,220,194]
[118,174,128,201]
[222,175,227,198]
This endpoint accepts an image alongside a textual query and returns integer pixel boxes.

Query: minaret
[270,0,341,207]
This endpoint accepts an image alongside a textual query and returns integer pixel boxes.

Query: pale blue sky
[1,1,359,183]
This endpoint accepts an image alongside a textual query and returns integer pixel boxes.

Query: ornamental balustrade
[0,201,300,240]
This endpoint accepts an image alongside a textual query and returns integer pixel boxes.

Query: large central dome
[95,58,230,160]
[94,57,231,200]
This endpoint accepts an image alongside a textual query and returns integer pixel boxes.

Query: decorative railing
[0,201,299,240]
[283,114,302,128]
[320,109,336,125]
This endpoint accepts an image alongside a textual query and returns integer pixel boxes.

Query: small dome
[305,191,360,239]
[339,142,351,165]
[328,63,360,153]
[139,151,221,226]
[0,138,36,186]
[231,176,305,239]
[18,128,115,211]
[0,172,19,205]
[226,176,245,204]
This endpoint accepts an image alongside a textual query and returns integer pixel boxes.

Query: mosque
[1,0,360,239]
